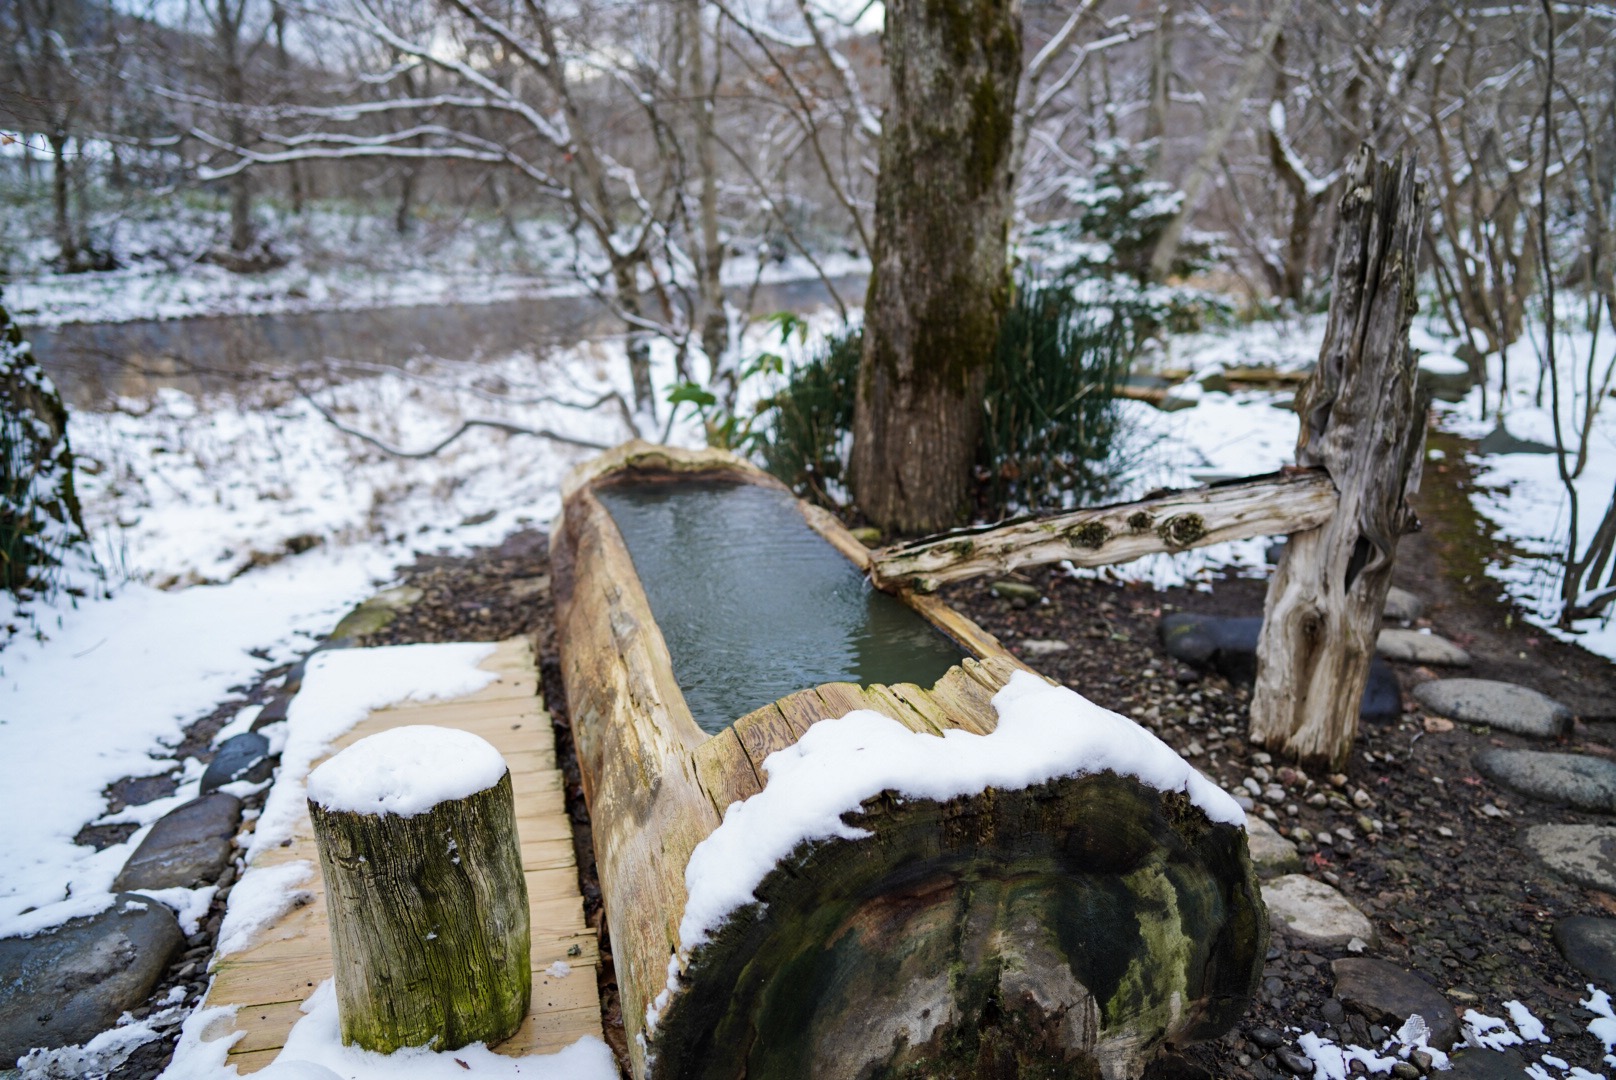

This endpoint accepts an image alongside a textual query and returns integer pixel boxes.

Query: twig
[297,384,611,457]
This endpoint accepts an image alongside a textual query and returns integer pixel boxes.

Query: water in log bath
[594,480,967,733]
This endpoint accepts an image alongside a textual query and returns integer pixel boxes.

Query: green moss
[1127,511,1154,532]
[1067,521,1112,549]
[1156,513,1208,549]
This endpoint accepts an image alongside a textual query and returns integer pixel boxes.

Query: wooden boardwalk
[203,638,602,1073]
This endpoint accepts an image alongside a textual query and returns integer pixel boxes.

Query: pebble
[1376,628,1472,666]
[1383,586,1424,625]
[1413,678,1572,738]
[111,792,244,892]
[1275,1047,1313,1075]
[1249,1026,1284,1050]
[1019,638,1071,656]
[200,732,274,795]
[1246,816,1302,874]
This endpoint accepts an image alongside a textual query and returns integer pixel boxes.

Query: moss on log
[308,770,531,1053]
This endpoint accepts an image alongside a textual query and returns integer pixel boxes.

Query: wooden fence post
[1249,148,1430,769]
[307,725,531,1053]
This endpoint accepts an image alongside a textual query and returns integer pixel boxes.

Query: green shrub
[977,281,1131,517]
[760,279,1138,520]
[758,326,863,508]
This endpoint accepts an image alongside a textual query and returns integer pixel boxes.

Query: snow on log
[870,468,1338,593]
[306,726,531,1053]
[551,441,1266,1080]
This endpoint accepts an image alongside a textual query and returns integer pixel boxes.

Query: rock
[1019,638,1071,657]
[1477,424,1558,456]
[1161,614,1264,682]
[1360,658,1403,723]
[1261,874,1377,949]
[1527,824,1616,892]
[251,695,291,732]
[0,895,184,1062]
[111,793,243,892]
[1330,958,1460,1051]
[1442,1048,1533,1078]
[1413,679,1572,737]
[1274,1047,1312,1075]
[199,732,274,795]
[1245,816,1302,875]
[1382,586,1423,624]
[1415,353,1474,403]
[1376,629,1471,666]
[1474,749,1616,813]
[327,584,425,641]
[1161,613,1402,721]
[989,580,1040,603]
[1553,916,1616,985]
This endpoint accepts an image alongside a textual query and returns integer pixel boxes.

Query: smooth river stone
[1526,824,1616,892]
[1474,749,1616,813]
[1376,629,1471,666]
[1414,679,1571,737]
[1261,874,1376,949]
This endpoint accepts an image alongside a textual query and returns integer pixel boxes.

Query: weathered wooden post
[306,725,531,1053]
[1249,148,1430,769]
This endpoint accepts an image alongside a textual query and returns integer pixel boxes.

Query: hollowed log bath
[550,442,1265,1080]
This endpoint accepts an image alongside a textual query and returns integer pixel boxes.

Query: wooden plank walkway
[204,638,602,1073]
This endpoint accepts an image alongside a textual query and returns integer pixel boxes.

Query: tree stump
[1249,149,1429,769]
[307,725,530,1053]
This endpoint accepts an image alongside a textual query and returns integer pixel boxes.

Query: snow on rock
[1584,986,1616,1067]
[215,861,314,957]
[308,725,507,818]
[162,979,620,1080]
[1417,352,1470,376]
[674,669,1243,969]
[136,885,219,936]
[248,643,497,860]
[1464,1008,1526,1051]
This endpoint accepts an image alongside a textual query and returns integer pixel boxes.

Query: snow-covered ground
[1,193,867,328]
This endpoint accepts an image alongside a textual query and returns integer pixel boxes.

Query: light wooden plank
[205,638,601,1074]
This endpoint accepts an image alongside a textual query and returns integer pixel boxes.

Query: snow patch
[215,861,314,957]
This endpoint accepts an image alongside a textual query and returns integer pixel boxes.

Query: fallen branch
[869,468,1337,593]
[297,385,612,457]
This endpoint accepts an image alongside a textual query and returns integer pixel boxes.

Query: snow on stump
[306,725,530,1053]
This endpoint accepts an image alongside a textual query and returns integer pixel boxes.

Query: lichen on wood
[308,770,531,1053]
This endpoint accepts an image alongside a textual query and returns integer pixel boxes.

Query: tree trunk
[1249,150,1429,769]
[849,0,1022,534]
[50,131,78,271]
[551,442,1265,1080]
[308,752,531,1054]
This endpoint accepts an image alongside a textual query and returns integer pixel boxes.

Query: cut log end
[651,773,1265,1080]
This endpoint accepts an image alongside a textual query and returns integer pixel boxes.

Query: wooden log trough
[551,441,1267,1080]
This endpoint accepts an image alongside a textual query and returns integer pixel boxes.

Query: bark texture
[1249,149,1429,769]
[551,442,1265,1079]
[308,769,531,1053]
[871,468,1338,593]
[850,0,1022,533]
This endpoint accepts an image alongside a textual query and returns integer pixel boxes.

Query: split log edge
[870,468,1338,593]
[550,441,1266,1080]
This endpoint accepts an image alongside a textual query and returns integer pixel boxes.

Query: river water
[26,274,864,409]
